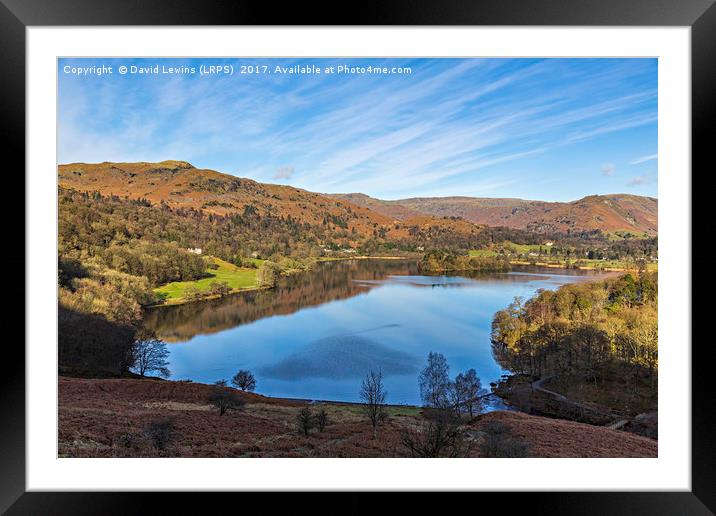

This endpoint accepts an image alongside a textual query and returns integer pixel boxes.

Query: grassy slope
[58,377,657,458]
[155,257,262,301]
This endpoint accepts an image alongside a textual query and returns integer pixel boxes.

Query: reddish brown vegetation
[331,193,657,236]
[478,411,656,458]
[59,377,657,458]
[57,161,483,242]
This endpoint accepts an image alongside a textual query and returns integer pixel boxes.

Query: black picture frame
[2,0,710,511]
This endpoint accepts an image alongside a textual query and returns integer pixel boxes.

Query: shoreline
[147,255,638,309]
[58,375,658,458]
[508,259,655,272]
[147,255,414,308]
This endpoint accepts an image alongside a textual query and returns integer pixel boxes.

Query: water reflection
[144,260,610,406]
[144,259,417,342]
[261,333,418,380]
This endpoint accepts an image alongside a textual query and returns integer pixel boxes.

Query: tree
[208,380,245,415]
[231,370,257,392]
[418,352,450,409]
[359,369,388,439]
[209,280,231,297]
[296,406,315,436]
[451,369,483,417]
[184,284,203,301]
[315,409,329,432]
[257,261,281,287]
[132,335,171,378]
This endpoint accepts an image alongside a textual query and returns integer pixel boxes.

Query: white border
[27,27,691,491]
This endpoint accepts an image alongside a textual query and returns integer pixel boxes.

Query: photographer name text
[62,63,412,77]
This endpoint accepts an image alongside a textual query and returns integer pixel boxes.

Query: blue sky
[58,58,657,201]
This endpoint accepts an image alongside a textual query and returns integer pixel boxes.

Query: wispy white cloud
[629,153,658,165]
[58,57,658,200]
[602,163,615,176]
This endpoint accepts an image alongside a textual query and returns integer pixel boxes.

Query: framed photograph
[5,0,711,510]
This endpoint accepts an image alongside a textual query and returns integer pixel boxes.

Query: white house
[187,247,203,255]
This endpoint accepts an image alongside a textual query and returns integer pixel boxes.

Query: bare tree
[296,406,315,436]
[208,380,245,416]
[315,409,329,432]
[132,336,171,378]
[231,370,257,392]
[419,352,450,409]
[360,369,388,439]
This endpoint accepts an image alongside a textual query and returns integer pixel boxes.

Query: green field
[575,259,658,271]
[468,242,548,257]
[469,244,657,271]
[154,257,261,301]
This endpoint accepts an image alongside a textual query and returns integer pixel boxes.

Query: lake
[143,259,609,409]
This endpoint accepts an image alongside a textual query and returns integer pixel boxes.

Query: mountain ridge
[58,160,657,237]
[329,192,657,236]
[57,161,486,244]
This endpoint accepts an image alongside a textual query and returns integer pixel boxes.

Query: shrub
[208,381,246,415]
[401,409,469,458]
[296,406,315,436]
[116,432,142,450]
[184,285,204,301]
[479,421,529,458]
[144,419,175,450]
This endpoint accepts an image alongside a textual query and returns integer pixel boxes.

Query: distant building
[187,247,203,255]
[544,241,554,246]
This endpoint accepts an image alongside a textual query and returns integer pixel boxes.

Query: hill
[59,160,392,235]
[58,161,495,246]
[59,161,657,240]
[330,193,658,236]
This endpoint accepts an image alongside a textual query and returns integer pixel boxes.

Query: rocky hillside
[331,193,658,236]
[58,161,485,243]
[58,161,656,241]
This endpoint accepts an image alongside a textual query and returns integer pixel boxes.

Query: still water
[144,259,608,408]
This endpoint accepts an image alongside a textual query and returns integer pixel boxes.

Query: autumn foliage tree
[491,272,658,391]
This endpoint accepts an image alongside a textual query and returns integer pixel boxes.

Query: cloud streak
[58,57,658,200]
[629,153,658,165]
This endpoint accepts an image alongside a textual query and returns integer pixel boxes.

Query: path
[530,376,627,429]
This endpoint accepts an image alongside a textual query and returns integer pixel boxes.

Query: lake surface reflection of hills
[144,259,608,406]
